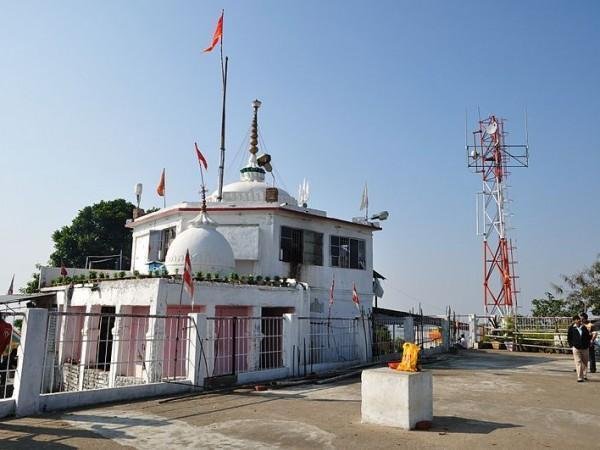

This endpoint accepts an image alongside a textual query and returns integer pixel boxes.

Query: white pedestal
[361,367,433,430]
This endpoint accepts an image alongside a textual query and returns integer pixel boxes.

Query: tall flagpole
[217,10,228,202]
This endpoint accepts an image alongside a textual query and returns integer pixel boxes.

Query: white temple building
[37,99,386,389]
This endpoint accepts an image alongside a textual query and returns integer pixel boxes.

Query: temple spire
[249,99,261,156]
[240,99,266,182]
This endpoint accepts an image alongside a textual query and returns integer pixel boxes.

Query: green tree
[49,199,135,269]
[19,267,41,294]
[553,255,600,316]
[531,296,579,317]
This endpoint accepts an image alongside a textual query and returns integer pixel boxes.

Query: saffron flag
[183,249,194,298]
[360,182,368,211]
[203,11,223,52]
[157,168,166,197]
[60,263,68,277]
[195,142,208,170]
[329,278,335,305]
[7,274,14,295]
[352,282,360,308]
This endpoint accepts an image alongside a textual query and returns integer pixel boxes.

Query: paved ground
[1,350,599,449]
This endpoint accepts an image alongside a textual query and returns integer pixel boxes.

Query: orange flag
[203,11,223,52]
[157,168,165,197]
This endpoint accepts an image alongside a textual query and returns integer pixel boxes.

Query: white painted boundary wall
[1,309,376,419]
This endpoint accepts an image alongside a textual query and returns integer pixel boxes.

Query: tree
[552,255,600,316]
[19,268,41,294]
[531,295,579,317]
[49,199,135,270]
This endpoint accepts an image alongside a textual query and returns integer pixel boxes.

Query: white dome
[207,180,296,204]
[164,213,235,276]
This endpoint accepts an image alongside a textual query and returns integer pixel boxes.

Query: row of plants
[50,271,127,286]
[50,271,290,288]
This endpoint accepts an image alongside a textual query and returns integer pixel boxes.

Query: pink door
[212,306,251,376]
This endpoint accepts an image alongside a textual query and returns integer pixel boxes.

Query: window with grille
[280,226,323,266]
[330,235,366,269]
[148,227,176,262]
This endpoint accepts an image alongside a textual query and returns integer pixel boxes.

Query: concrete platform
[1,351,599,449]
[361,367,433,429]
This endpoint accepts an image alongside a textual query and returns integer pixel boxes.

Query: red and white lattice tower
[467,115,528,318]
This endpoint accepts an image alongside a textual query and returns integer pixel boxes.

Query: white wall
[128,205,378,316]
[52,278,311,317]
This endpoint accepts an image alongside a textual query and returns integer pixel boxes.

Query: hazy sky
[1,1,599,316]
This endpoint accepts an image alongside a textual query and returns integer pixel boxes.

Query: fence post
[283,314,299,376]
[356,315,371,362]
[441,319,450,351]
[468,314,478,349]
[187,314,207,387]
[403,316,415,343]
[14,308,48,417]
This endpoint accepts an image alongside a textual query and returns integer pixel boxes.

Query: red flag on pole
[60,263,68,277]
[183,249,194,299]
[7,274,14,295]
[157,168,166,197]
[329,278,335,305]
[203,11,223,53]
[195,142,208,170]
[352,282,360,308]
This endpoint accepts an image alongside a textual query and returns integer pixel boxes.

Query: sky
[1,1,599,316]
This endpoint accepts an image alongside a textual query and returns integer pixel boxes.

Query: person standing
[581,313,597,373]
[567,315,591,382]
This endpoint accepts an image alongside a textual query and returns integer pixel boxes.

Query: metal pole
[231,317,237,375]
[217,56,228,202]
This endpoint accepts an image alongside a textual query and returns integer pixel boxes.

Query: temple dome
[164,212,235,276]
[207,180,295,204]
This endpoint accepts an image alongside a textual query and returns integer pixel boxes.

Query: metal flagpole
[360,305,368,360]
[217,10,228,202]
[173,273,185,379]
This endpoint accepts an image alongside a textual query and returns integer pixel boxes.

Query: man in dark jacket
[567,315,592,382]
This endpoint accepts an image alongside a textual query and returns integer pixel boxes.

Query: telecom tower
[467,115,528,318]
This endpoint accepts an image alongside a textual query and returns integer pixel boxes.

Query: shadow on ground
[431,415,521,434]
[0,421,110,449]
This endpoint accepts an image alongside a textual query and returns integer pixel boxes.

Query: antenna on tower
[525,107,529,152]
[466,114,529,318]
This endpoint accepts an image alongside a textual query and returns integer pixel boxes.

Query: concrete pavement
[0,350,598,449]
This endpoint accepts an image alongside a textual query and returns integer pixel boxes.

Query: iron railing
[206,316,284,377]
[372,318,405,361]
[300,317,359,365]
[41,311,193,393]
